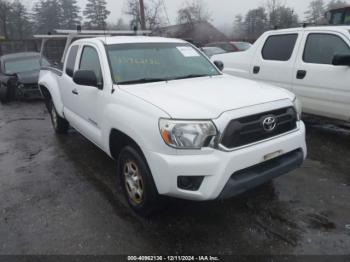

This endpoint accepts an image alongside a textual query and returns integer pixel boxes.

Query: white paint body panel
[39,36,306,201]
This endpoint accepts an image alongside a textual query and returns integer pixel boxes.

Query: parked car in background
[0,52,50,103]
[201,46,227,58]
[39,36,306,216]
[212,26,350,125]
[206,41,252,52]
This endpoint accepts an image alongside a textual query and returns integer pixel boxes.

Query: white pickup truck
[212,26,350,125]
[39,36,306,215]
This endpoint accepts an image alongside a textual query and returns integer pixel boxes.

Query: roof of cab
[74,36,187,45]
[266,25,350,34]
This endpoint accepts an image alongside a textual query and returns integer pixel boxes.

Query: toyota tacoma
[38,36,307,215]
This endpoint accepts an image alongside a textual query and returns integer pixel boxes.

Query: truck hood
[119,75,295,119]
[16,70,39,84]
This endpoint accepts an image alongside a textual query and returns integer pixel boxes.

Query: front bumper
[146,121,306,201]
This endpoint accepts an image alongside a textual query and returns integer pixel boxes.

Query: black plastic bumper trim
[218,149,304,200]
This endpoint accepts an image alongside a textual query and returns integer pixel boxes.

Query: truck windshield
[106,43,220,85]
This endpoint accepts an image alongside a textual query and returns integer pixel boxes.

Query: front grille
[20,84,39,91]
[220,107,297,149]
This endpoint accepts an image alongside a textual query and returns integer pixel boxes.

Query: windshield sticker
[116,57,160,65]
[176,46,200,57]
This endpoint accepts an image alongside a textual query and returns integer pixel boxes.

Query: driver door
[73,45,105,145]
[292,31,350,121]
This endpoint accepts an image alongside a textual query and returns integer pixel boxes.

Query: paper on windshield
[176,46,200,57]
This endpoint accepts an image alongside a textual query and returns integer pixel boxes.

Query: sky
[22,0,313,27]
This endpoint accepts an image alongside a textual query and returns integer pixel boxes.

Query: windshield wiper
[169,74,210,81]
[118,78,168,85]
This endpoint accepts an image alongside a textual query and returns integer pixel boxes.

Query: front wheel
[49,100,69,134]
[118,146,162,216]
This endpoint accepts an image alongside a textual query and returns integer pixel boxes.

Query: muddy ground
[0,101,349,255]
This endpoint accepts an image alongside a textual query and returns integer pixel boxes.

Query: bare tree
[305,0,326,24]
[245,7,268,40]
[124,0,165,30]
[177,0,211,25]
[232,14,246,39]
[266,0,281,28]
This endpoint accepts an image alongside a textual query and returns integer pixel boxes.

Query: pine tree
[8,0,33,39]
[83,0,110,29]
[59,0,81,29]
[33,0,63,34]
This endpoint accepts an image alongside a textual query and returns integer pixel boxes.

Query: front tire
[0,84,13,103]
[118,146,162,216]
[49,100,69,134]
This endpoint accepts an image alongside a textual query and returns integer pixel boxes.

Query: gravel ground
[0,101,349,255]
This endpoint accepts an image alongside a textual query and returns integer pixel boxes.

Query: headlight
[293,96,302,120]
[159,119,217,149]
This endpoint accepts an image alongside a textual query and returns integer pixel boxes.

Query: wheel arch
[109,128,146,161]
[39,84,52,110]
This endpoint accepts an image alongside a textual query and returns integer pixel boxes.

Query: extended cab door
[71,44,106,145]
[251,32,302,91]
[60,45,80,114]
[293,31,350,121]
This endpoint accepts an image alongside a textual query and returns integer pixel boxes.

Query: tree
[177,0,211,25]
[83,0,110,30]
[245,7,268,39]
[266,0,281,28]
[124,0,165,30]
[115,18,129,30]
[32,0,63,34]
[59,0,81,29]
[305,0,326,24]
[232,14,246,39]
[8,0,33,39]
[0,0,12,39]
[265,0,299,29]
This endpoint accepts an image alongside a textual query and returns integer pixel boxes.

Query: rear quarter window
[262,34,298,61]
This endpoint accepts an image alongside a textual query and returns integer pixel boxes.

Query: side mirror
[332,54,350,66]
[214,60,224,71]
[73,70,101,89]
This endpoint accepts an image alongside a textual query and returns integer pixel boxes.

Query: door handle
[72,88,79,95]
[253,66,260,74]
[296,70,307,79]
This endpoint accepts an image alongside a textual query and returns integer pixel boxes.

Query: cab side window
[65,45,79,77]
[303,33,350,65]
[262,34,298,61]
[79,46,103,85]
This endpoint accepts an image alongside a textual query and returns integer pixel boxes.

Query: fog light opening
[177,176,204,191]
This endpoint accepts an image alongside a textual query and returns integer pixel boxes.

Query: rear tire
[118,145,162,216]
[49,100,69,134]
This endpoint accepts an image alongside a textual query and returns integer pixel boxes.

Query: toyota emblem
[262,116,277,132]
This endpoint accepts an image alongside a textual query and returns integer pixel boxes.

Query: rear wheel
[49,100,69,134]
[118,145,162,216]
